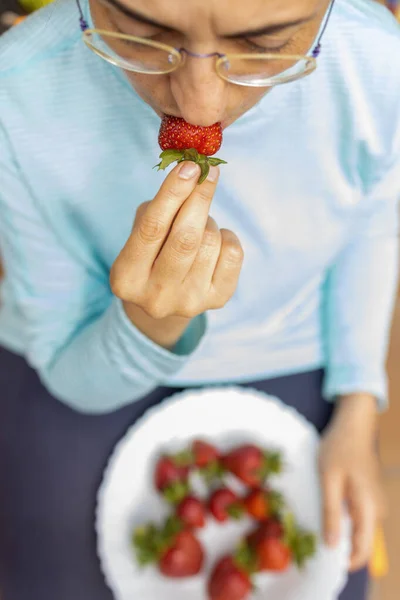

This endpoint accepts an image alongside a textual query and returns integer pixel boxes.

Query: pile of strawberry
[132,439,316,600]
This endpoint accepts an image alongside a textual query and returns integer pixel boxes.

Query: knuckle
[141,284,170,320]
[209,297,227,310]
[163,183,184,203]
[137,214,166,243]
[143,298,169,320]
[178,299,201,319]
[171,227,200,256]
[109,266,131,300]
[208,287,231,310]
[135,201,151,219]
[202,228,221,250]
[195,186,214,203]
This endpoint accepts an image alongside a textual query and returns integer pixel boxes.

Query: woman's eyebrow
[103,0,314,38]
[102,0,173,31]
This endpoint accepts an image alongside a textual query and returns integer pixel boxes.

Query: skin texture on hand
[319,393,386,572]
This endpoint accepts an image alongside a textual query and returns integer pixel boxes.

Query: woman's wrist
[122,300,192,351]
[330,393,379,445]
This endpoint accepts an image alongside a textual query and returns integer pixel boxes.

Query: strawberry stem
[234,542,259,575]
[257,450,284,483]
[132,516,184,567]
[227,501,245,520]
[171,449,194,467]
[162,480,191,504]
[198,460,226,486]
[269,490,285,518]
[155,148,227,184]
[282,511,317,569]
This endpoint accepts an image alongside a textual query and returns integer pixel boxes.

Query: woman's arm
[320,149,400,569]
[322,154,400,409]
[0,126,206,414]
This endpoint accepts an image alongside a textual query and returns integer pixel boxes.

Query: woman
[0,0,399,598]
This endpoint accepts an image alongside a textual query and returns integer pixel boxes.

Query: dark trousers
[0,346,368,599]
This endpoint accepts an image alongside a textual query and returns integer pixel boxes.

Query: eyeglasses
[76,0,335,88]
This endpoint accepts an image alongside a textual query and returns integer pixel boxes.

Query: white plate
[96,386,351,600]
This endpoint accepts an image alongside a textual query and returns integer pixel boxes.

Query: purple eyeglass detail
[312,43,321,58]
[79,16,88,31]
[76,0,88,31]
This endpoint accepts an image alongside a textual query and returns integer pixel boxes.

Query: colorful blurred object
[0,11,26,28]
[18,0,53,13]
[385,0,400,19]
[370,525,389,579]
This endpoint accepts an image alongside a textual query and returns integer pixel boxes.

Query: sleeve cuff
[108,298,207,383]
[322,364,388,412]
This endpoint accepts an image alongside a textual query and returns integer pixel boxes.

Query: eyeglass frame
[75,0,336,87]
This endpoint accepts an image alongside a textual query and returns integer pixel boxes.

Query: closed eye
[242,37,291,53]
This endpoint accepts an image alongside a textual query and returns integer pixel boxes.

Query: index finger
[349,482,376,572]
[321,469,345,547]
[123,161,201,276]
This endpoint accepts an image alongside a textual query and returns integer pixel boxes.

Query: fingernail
[207,166,219,182]
[179,161,200,180]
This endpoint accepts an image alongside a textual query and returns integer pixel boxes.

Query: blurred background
[0,0,399,598]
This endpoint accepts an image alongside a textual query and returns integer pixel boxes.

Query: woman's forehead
[122,0,323,34]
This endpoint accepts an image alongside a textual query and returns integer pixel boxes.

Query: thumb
[321,469,345,547]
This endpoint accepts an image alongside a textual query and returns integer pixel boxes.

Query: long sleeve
[322,152,400,410]
[0,126,206,413]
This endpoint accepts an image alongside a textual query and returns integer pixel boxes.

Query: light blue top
[0,0,399,413]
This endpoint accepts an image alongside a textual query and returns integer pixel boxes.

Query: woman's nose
[170,53,229,127]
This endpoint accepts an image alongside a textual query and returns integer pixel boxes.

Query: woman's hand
[110,161,244,349]
[319,393,386,572]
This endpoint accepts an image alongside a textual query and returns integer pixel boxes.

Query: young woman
[0,0,399,598]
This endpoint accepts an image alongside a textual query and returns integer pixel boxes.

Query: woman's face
[90,0,330,128]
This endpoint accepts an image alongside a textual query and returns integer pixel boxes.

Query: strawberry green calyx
[265,451,283,476]
[234,541,259,576]
[198,460,226,486]
[154,148,227,184]
[256,450,284,484]
[171,449,195,468]
[282,512,317,569]
[226,501,245,520]
[162,479,191,504]
[132,516,183,566]
[269,490,286,518]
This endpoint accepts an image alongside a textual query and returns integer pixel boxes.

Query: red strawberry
[208,555,252,600]
[246,515,316,571]
[222,445,282,487]
[255,537,292,572]
[176,496,206,529]
[154,456,190,503]
[133,516,204,578]
[209,488,243,522]
[159,116,223,156]
[159,530,204,578]
[246,518,284,548]
[155,116,227,184]
[244,489,284,521]
[192,439,220,468]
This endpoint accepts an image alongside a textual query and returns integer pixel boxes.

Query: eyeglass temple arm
[312,0,336,58]
[75,0,336,54]
[76,0,89,31]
